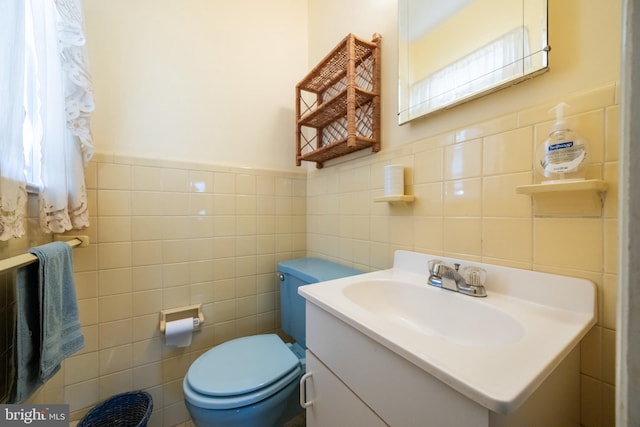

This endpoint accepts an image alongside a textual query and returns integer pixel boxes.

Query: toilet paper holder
[159,304,205,333]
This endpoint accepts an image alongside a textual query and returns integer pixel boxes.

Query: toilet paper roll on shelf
[384,164,405,196]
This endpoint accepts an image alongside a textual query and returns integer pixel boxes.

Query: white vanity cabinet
[304,350,387,427]
[303,303,489,427]
[303,302,581,427]
[299,250,594,427]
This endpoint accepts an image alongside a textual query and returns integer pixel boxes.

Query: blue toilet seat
[184,334,302,410]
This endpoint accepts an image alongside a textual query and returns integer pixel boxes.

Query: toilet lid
[186,334,300,397]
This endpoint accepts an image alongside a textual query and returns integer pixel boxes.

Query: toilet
[183,258,362,427]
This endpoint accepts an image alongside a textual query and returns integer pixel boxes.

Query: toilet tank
[278,258,362,348]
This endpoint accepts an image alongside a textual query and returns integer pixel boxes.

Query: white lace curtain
[0,0,94,241]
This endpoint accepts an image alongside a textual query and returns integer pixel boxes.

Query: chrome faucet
[427,261,487,297]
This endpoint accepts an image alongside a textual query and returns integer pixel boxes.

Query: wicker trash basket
[78,391,153,427]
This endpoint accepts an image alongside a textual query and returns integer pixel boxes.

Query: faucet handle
[428,259,444,275]
[462,266,486,286]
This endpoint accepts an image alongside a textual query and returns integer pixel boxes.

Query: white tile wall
[306,82,619,427]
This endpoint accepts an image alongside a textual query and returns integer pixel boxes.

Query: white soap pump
[535,102,590,182]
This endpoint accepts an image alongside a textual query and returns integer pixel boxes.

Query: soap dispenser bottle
[535,102,590,182]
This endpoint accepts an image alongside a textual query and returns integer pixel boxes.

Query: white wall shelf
[516,179,607,216]
[515,179,608,195]
[374,195,415,203]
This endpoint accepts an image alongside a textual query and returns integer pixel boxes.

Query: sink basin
[342,279,524,346]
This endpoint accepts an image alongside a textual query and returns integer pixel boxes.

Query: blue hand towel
[28,241,84,379]
[10,241,84,403]
[12,265,42,403]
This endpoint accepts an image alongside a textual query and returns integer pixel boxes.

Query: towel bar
[0,236,89,273]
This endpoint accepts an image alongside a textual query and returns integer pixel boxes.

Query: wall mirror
[398,0,549,124]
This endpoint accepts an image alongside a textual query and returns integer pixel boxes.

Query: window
[0,0,94,240]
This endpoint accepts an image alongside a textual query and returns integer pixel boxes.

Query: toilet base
[186,374,301,427]
[275,381,304,426]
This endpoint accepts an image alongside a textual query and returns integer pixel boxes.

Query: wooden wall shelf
[296,33,381,168]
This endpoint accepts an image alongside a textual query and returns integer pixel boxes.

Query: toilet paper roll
[165,318,194,347]
[384,165,404,196]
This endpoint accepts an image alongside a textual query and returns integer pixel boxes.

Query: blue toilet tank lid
[186,334,299,397]
[278,258,362,283]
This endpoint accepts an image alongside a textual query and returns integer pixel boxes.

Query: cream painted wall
[82,0,620,172]
[82,0,308,171]
[308,0,621,155]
